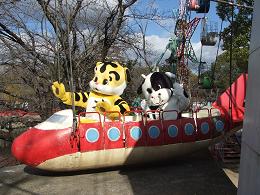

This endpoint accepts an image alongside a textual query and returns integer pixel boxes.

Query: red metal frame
[180,112,197,142]
[145,110,163,146]
[210,108,227,137]
[103,111,124,149]
[176,17,201,87]
[195,108,213,140]
[161,110,182,144]
[124,110,146,148]
[78,112,104,151]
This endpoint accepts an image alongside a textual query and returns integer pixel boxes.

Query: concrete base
[238,143,260,194]
[237,1,260,193]
[0,150,236,195]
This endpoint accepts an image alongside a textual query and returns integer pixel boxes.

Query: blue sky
[136,0,226,65]
[143,0,222,42]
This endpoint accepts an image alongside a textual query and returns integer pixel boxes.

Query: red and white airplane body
[11,74,247,171]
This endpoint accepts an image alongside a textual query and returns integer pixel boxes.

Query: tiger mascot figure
[52,61,131,119]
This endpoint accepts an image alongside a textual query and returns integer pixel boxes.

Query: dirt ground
[0,148,20,169]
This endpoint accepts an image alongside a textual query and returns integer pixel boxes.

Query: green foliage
[211,51,244,91]
[216,0,253,71]
[211,0,253,90]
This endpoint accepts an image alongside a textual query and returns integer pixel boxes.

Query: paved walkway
[0,149,237,195]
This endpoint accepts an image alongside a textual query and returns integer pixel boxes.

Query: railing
[77,108,227,149]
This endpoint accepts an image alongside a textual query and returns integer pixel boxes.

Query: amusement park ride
[11,0,249,171]
[157,0,218,89]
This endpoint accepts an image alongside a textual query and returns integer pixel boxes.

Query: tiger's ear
[124,68,131,83]
[96,61,103,67]
[94,61,103,71]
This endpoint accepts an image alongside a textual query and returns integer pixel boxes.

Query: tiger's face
[89,61,130,96]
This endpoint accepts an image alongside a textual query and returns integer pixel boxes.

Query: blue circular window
[85,128,99,143]
[201,122,209,135]
[148,126,160,139]
[185,123,194,136]
[130,126,142,141]
[216,120,224,132]
[168,125,178,138]
[107,127,120,141]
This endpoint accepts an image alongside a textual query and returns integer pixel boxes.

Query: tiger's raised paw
[51,82,66,99]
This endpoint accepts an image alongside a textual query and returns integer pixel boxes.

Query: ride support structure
[175,17,201,89]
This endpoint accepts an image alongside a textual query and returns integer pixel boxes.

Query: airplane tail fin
[212,73,248,123]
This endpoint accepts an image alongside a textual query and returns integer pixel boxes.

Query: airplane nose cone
[11,127,39,166]
[12,127,78,167]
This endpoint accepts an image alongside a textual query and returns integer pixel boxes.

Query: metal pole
[198,44,203,85]
[229,3,234,125]
[211,0,254,9]
[211,19,223,82]
[66,0,77,134]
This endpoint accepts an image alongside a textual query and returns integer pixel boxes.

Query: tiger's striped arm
[95,98,130,119]
[109,98,130,118]
[52,82,89,108]
[61,92,89,108]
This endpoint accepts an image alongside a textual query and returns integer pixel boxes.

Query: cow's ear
[141,74,146,79]
[163,74,173,89]
[165,72,176,79]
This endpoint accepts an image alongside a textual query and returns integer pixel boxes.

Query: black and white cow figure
[137,72,190,120]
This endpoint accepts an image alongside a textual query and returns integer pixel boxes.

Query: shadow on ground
[0,148,236,195]
[120,148,237,195]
